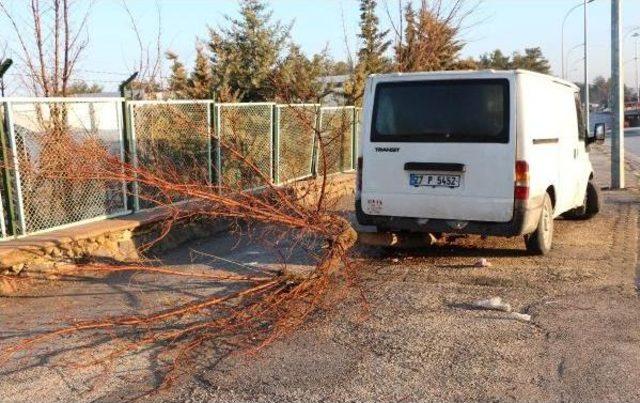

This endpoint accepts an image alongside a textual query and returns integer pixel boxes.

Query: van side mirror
[588,123,606,145]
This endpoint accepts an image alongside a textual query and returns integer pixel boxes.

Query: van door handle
[573,148,578,158]
[404,162,466,172]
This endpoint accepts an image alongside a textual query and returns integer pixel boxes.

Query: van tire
[525,193,554,255]
[563,180,601,220]
[583,180,601,219]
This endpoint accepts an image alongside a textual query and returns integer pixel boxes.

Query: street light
[561,0,595,79]
[0,58,13,97]
[583,0,592,132]
[565,42,585,76]
[632,32,639,108]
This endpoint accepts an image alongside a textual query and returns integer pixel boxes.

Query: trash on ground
[474,258,492,267]
[507,312,532,322]
[470,296,511,312]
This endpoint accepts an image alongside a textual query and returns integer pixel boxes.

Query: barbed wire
[4,71,171,86]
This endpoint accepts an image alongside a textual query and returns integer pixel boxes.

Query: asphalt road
[1,145,640,402]
[624,127,640,157]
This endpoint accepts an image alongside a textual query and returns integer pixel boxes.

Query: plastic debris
[508,312,532,322]
[474,258,492,267]
[470,297,512,312]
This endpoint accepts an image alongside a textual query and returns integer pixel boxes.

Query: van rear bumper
[355,196,543,237]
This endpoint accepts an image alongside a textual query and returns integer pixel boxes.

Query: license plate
[410,173,460,188]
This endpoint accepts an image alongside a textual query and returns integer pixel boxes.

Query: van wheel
[562,180,601,220]
[525,193,554,255]
[583,180,601,219]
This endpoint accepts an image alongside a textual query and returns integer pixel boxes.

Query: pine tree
[65,80,103,95]
[511,48,551,74]
[188,45,213,99]
[478,50,511,70]
[357,0,390,74]
[208,0,290,101]
[394,2,466,73]
[166,51,189,98]
[274,44,331,102]
[345,0,391,105]
[477,47,551,74]
[395,3,418,71]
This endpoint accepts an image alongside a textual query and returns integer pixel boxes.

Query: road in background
[625,127,640,157]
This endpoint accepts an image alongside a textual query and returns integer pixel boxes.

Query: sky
[1,0,640,94]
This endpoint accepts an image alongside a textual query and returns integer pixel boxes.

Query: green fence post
[213,104,222,190]
[352,107,358,171]
[119,72,138,212]
[207,97,214,185]
[0,103,16,236]
[272,105,280,184]
[311,106,321,177]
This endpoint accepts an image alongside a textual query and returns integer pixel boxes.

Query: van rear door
[361,76,516,222]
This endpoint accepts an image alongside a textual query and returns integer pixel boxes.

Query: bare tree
[0,0,92,96]
[0,98,358,393]
[121,0,164,97]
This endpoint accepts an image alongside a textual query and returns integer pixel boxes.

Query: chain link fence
[0,98,358,238]
[318,106,355,175]
[216,103,274,191]
[276,104,318,183]
[1,98,128,236]
[129,101,212,209]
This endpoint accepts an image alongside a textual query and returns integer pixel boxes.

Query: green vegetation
[65,81,104,95]
[477,47,551,74]
[344,0,391,105]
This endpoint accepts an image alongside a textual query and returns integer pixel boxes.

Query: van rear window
[371,79,510,143]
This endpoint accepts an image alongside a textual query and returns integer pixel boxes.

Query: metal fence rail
[0,97,360,239]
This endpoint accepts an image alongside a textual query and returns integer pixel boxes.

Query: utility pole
[584,0,590,133]
[611,0,624,189]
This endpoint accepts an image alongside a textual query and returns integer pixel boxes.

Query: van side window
[574,94,586,140]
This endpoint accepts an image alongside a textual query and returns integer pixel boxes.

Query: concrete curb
[0,173,355,284]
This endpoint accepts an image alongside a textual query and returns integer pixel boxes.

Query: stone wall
[0,173,355,292]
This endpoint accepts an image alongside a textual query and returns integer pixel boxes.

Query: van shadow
[355,237,528,260]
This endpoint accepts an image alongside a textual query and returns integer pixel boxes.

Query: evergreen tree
[166,51,189,98]
[357,0,390,74]
[395,3,418,71]
[65,80,103,95]
[478,50,511,70]
[345,0,391,105]
[511,47,551,74]
[208,0,290,101]
[477,47,551,74]
[188,45,213,99]
[274,44,331,102]
[394,2,466,73]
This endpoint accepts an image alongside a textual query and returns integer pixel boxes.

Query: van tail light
[515,160,529,200]
[356,157,363,192]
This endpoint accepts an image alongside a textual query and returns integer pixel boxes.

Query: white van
[355,70,605,255]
